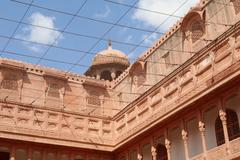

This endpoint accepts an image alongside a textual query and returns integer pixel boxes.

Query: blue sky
[0,0,198,74]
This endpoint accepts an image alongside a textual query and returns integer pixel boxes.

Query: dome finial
[108,39,112,49]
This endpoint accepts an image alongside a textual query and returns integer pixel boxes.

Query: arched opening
[116,70,122,79]
[131,63,146,89]
[48,83,60,98]
[100,70,112,81]
[1,74,18,90]
[0,146,10,160]
[191,20,204,43]
[215,109,240,146]
[156,144,168,160]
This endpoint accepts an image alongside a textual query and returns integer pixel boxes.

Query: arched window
[1,74,18,90]
[131,63,146,88]
[100,70,112,81]
[48,83,60,98]
[156,144,168,160]
[232,0,240,14]
[191,20,204,43]
[215,109,240,146]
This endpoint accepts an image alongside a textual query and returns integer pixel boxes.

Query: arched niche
[181,8,205,54]
[129,61,146,89]
[100,70,112,81]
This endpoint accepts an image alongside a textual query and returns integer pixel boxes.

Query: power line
[1,0,237,113]
[35,0,88,65]
[65,0,140,73]
[0,0,34,56]
[104,0,182,18]
[111,0,192,97]
[1,50,180,76]
[0,17,151,48]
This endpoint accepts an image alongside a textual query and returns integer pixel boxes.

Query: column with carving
[10,146,15,160]
[219,109,230,154]
[151,146,157,160]
[137,153,142,160]
[165,138,171,160]
[27,148,32,160]
[198,121,207,159]
[182,129,189,160]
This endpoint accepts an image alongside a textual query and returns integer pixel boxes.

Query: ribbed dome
[92,42,130,66]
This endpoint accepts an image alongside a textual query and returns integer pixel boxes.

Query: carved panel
[47,122,58,130]
[196,55,211,74]
[1,105,14,115]
[48,112,59,121]
[103,121,111,129]
[103,129,111,137]
[73,117,84,127]
[0,115,14,125]
[1,79,18,90]
[164,79,178,98]
[34,110,45,119]
[89,119,99,129]
[33,120,44,129]
[61,124,71,133]
[17,118,30,127]
[18,107,31,116]
[88,128,99,136]
[150,91,162,111]
[191,20,204,43]
[74,126,84,134]
[87,95,101,106]
[214,42,231,63]
[47,83,60,98]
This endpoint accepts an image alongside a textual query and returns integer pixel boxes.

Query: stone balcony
[190,137,240,160]
[0,101,114,151]
[113,20,240,148]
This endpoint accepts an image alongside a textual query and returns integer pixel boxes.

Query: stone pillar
[137,153,142,160]
[43,150,47,160]
[27,148,32,160]
[198,121,207,159]
[96,73,100,80]
[165,138,171,160]
[182,129,189,160]
[10,146,15,160]
[111,71,116,80]
[219,109,230,154]
[151,146,157,160]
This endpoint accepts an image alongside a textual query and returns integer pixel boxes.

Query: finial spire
[108,39,112,49]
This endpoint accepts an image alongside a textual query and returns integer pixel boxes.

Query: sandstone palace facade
[1,0,240,159]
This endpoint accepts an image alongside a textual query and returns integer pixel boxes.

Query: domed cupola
[85,41,130,81]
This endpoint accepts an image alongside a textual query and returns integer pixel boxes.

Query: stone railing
[113,21,240,147]
[189,137,240,160]
[0,101,114,151]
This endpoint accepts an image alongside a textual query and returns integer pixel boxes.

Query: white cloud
[94,6,111,18]
[17,12,62,52]
[132,0,199,30]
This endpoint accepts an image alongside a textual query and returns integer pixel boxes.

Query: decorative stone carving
[182,129,188,141]
[151,146,157,160]
[198,121,205,132]
[137,153,143,160]
[219,109,227,122]
[165,138,171,149]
